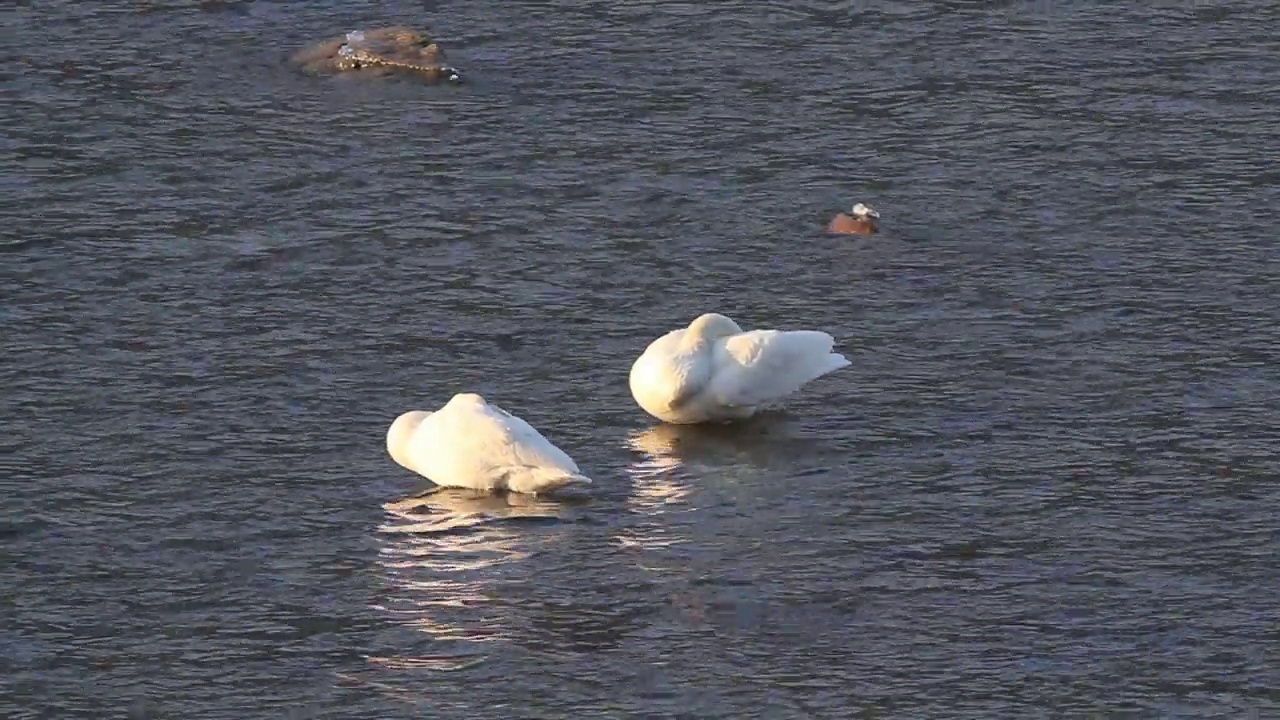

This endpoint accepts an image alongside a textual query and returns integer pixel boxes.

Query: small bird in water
[827,202,880,235]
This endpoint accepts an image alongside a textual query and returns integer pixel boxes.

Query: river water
[4,1,1278,718]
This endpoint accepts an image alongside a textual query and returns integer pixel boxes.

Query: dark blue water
[4,1,1278,717]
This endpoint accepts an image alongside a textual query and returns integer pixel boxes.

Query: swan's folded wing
[716,330,848,406]
[478,404,583,475]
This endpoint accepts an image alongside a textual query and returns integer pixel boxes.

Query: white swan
[386,393,592,495]
[628,313,851,424]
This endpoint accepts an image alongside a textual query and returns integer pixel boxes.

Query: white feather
[629,313,851,424]
[386,393,592,494]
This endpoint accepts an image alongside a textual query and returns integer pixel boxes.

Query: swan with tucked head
[386,393,592,495]
[628,313,851,424]
[827,202,880,235]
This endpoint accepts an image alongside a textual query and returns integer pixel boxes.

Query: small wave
[369,489,567,675]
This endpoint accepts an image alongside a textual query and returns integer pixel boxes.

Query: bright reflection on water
[615,426,697,562]
[624,426,696,512]
[370,490,564,673]
[626,414,842,477]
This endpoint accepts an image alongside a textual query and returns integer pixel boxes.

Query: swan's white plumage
[386,393,591,494]
[629,313,851,424]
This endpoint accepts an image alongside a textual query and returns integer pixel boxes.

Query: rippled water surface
[5,1,1279,717]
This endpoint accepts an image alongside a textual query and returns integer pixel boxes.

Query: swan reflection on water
[616,424,710,556]
[623,425,697,512]
[619,416,837,553]
[367,488,567,673]
[355,486,660,709]
[621,418,812,527]
[627,413,826,476]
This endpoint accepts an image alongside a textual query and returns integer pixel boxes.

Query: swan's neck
[677,332,713,354]
[681,314,741,351]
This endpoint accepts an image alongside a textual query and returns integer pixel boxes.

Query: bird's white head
[851,203,880,219]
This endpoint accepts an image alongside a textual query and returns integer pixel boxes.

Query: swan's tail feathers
[512,466,593,494]
[821,351,852,376]
[558,472,593,486]
[783,332,848,374]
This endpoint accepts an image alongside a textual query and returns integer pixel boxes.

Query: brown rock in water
[291,26,460,82]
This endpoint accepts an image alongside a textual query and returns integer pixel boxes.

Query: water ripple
[5,0,1279,717]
